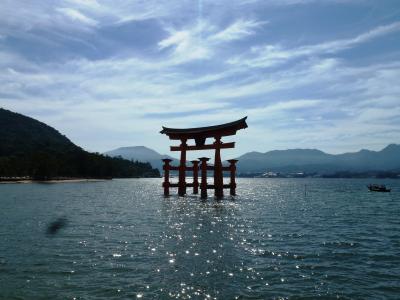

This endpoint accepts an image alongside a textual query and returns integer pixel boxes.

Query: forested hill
[0,108,160,179]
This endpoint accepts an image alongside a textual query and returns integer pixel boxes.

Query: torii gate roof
[160,116,248,140]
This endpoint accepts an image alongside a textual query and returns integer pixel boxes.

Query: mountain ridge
[103,143,400,175]
[0,108,160,179]
[236,144,400,174]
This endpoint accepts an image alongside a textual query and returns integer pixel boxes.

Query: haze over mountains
[104,146,178,171]
[105,144,400,175]
[236,144,400,174]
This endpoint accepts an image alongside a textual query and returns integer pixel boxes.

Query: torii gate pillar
[160,117,247,199]
[213,136,224,198]
[178,139,187,196]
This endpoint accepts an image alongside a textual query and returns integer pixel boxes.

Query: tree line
[0,150,160,180]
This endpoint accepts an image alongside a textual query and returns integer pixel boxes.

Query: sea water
[0,178,399,299]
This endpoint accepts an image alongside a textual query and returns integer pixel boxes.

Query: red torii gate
[160,117,248,199]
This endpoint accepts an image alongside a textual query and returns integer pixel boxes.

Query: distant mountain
[104,146,177,171]
[236,144,400,174]
[0,108,159,179]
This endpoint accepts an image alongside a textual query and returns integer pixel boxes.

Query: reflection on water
[156,198,242,299]
[0,178,399,299]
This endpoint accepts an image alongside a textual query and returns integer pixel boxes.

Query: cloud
[158,23,212,62]
[158,18,266,63]
[240,0,370,6]
[56,7,98,26]
[247,99,322,119]
[2,56,399,154]
[0,1,399,154]
[229,21,400,68]
[210,19,267,42]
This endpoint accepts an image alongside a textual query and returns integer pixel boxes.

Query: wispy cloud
[159,18,266,63]
[229,21,400,68]
[210,19,267,42]
[56,7,98,26]
[0,0,399,154]
[158,23,212,62]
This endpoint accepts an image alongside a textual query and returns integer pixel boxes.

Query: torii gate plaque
[160,117,248,199]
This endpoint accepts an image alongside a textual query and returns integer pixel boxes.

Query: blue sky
[1,0,400,158]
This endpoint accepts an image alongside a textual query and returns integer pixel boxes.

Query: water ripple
[0,178,399,299]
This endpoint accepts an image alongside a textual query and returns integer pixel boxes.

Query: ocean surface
[0,178,399,299]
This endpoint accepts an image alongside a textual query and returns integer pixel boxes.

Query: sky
[0,0,400,159]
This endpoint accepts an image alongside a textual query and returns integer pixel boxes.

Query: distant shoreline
[0,178,111,184]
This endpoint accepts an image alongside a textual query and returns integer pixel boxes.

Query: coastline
[0,178,110,184]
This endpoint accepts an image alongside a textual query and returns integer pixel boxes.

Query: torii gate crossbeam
[160,117,248,199]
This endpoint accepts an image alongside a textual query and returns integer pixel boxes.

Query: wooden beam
[172,165,230,171]
[169,183,233,189]
[169,166,194,171]
[207,166,231,171]
[170,164,230,172]
[206,184,232,189]
[170,142,235,151]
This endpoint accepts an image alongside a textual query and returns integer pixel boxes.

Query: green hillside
[0,108,160,179]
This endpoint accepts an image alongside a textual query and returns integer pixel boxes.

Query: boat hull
[367,185,391,192]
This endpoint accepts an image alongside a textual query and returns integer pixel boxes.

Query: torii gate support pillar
[199,157,209,199]
[228,159,238,196]
[162,158,172,196]
[214,136,224,199]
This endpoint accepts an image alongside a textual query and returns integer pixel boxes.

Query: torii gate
[160,117,248,199]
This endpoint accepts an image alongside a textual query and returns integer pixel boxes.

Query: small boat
[367,184,391,192]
